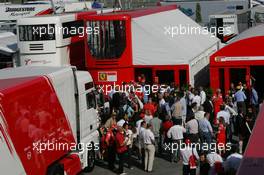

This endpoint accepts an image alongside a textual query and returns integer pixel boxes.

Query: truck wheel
[84,143,95,172]
[47,163,64,175]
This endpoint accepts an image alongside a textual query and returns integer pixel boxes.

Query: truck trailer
[0,66,99,175]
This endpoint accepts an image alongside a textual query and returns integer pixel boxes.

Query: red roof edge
[210,36,264,65]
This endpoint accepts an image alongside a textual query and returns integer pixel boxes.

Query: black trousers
[108,145,116,169]
[183,165,196,175]
[141,147,145,169]
[118,152,125,173]
[226,124,232,142]
[126,147,132,168]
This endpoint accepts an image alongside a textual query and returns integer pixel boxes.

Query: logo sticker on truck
[98,72,117,82]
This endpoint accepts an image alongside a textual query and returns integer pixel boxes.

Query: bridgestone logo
[5,7,35,12]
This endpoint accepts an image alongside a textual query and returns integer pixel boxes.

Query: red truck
[0,66,99,175]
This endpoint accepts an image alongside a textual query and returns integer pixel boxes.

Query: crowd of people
[95,75,262,175]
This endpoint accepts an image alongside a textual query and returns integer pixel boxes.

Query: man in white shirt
[207,152,223,175]
[150,115,162,155]
[136,119,144,135]
[195,106,205,121]
[192,90,202,107]
[138,121,146,166]
[188,91,194,106]
[225,103,238,116]
[186,115,199,143]
[217,105,231,125]
[199,86,206,105]
[180,92,187,125]
[143,124,155,172]
[123,122,134,169]
[117,119,126,128]
[225,102,237,141]
[180,139,199,175]
[144,109,153,124]
[167,120,186,162]
[217,104,232,141]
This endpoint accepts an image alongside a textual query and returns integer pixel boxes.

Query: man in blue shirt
[234,87,247,115]
[251,86,259,117]
[199,112,213,145]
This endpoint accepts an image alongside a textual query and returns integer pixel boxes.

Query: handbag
[189,148,197,169]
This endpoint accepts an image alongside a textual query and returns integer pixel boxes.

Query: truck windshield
[210,18,217,28]
[18,24,55,41]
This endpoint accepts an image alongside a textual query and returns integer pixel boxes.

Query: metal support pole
[50,0,56,14]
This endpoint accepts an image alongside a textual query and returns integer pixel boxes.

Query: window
[210,18,217,27]
[236,6,243,10]
[62,20,84,39]
[86,92,96,109]
[87,20,126,59]
[156,70,174,84]
[223,22,235,25]
[0,53,13,69]
[85,82,94,91]
[18,24,55,41]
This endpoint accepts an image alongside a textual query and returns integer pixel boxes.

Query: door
[216,18,224,42]
[219,68,225,93]
[134,68,152,84]
[179,69,187,88]
[156,70,174,85]
[251,66,264,101]
[230,68,247,86]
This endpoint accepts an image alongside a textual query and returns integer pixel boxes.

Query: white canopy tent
[131,8,220,85]
[229,23,264,43]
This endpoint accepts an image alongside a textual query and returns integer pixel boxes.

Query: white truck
[209,10,250,42]
[0,0,94,22]
[0,66,99,175]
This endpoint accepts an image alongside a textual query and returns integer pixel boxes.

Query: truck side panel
[0,76,76,175]
[47,68,77,141]
[0,111,26,175]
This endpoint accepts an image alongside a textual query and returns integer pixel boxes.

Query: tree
[195,3,202,23]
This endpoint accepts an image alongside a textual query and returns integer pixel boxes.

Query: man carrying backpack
[180,139,199,175]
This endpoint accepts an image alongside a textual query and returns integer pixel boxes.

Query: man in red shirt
[162,115,173,152]
[115,124,128,175]
[162,115,173,136]
[143,97,156,116]
[213,89,223,125]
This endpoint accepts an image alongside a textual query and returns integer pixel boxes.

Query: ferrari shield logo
[98,72,107,81]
